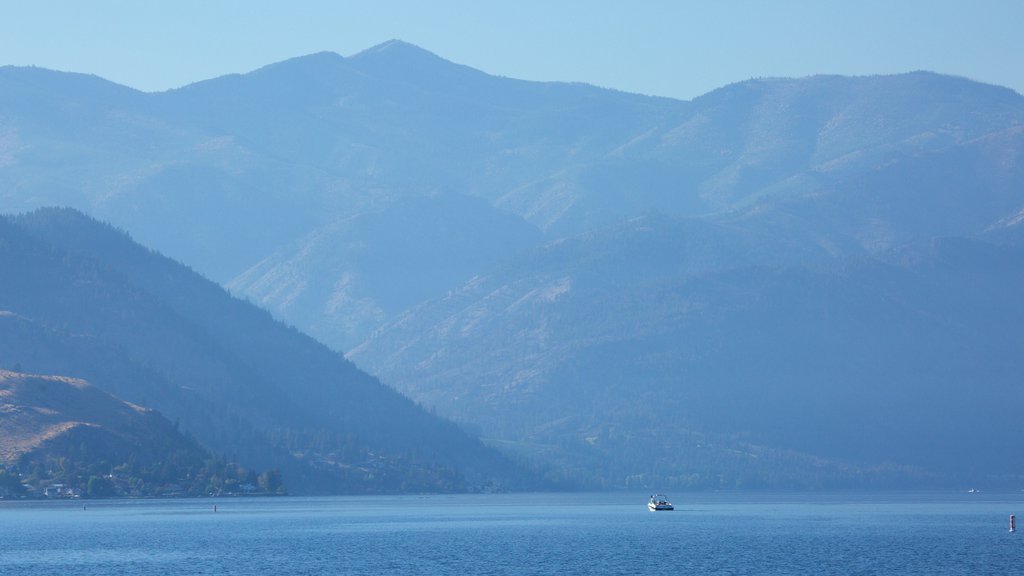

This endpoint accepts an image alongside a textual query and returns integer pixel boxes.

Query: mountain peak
[348,39,483,85]
[352,39,442,61]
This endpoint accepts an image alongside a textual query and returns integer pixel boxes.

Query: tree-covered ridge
[0,210,535,494]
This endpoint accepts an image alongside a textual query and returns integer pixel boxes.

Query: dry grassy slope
[0,369,149,465]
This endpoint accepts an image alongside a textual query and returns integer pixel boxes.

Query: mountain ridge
[1,208,537,493]
[3,42,1023,489]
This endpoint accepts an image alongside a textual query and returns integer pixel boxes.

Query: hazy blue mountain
[3,42,1024,489]
[227,192,544,350]
[0,209,534,493]
[349,218,1024,488]
[3,46,1023,354]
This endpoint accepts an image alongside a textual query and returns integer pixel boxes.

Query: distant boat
[648,494,674,511]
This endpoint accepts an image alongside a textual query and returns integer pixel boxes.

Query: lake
[1,491,1021,575]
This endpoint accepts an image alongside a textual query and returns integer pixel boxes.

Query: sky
[1,0,1022,100]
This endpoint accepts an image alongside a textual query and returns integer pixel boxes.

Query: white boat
[648,494,673,511]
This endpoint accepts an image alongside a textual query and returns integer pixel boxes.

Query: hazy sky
[2,0,1021,100]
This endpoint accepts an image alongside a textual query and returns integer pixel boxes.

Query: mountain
[227,192,544,349]
[0,42,689,348]
[350,219,1024,488]
[0,209,534,493]
[3,42,1024,489]
[4,47,1022,351]
[0,369,270,498]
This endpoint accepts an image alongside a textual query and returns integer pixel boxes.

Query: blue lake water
[2,491,1021,575]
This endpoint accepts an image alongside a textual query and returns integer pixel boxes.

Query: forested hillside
[0,209,533,493]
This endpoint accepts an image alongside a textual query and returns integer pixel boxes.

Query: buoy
[213,504,218,513]
[1011,514,1016,533]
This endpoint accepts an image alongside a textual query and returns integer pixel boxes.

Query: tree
[257,469,283,493]
[86,475,116,498]
[0,468,26,497]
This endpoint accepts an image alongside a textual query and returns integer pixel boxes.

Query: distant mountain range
[2,41,1023,489]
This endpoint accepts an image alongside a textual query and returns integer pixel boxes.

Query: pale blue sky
[2,0,1021,99]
